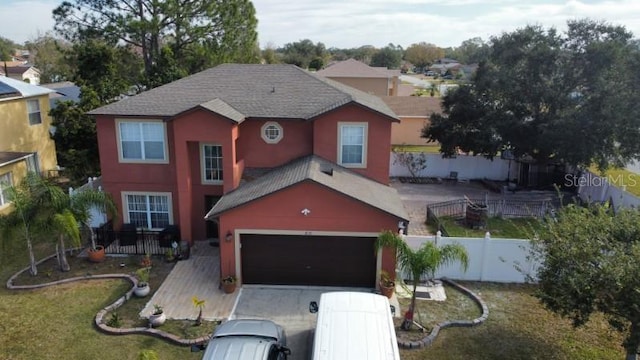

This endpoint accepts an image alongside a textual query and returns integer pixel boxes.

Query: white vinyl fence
[576,170,640,210]
[401,232,538,283]
[390,153,518,181]
[69,177,107,228]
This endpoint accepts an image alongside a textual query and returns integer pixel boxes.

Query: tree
[423,20,640,170]
[444,37,490,64]
[53,0,259,87]
[25,33,72,83]
[392,146,427,178]
[371,43,403,69]
[0,36,19,61]
[0,173,116,273]
[532,204,640,360]
[404,42,444,72]
[280,39,328,69]
[375,230,468,330]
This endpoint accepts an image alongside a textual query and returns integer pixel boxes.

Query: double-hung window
[338,123,367,167]
[201,144,223,183]
[27,99,41,125]
[118,121,167,162]
[0,172,12,207]
[124,193,171,229]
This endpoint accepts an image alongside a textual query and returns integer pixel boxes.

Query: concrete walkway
[140,241,238,321]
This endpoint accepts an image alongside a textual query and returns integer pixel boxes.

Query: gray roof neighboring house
[205,155,409,221]
[88,64,398,121]
[41,81,81,109]
[317,59,391,78]
[0,76,53,100]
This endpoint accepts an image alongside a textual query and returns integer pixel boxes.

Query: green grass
[398,282,625,360]
[0,241,204,360]
[393,144,441,153]
[589,165,640,196]
[428,216,544,239]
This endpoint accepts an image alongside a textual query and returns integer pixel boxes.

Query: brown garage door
[241,234,376,287]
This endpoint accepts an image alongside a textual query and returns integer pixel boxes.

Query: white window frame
[338,122,368,168]
[260,121,283,144]
[122,192,173,230]
[0,172,13,208]
[27,99,42,125]
[116,119,168,163]
[201,143,223,184]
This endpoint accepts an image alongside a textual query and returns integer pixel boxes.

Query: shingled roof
[88,64,398,121]
[379,96,442,117]
[317,59,392,78]
[205,155,408,221]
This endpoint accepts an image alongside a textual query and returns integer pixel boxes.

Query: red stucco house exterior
[89,64,408,288]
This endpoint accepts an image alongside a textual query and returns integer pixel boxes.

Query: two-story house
[89,64,408,288]
[0,77,58,215]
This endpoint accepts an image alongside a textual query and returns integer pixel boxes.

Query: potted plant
[134,267,151,297]
[379,270,395,299]
[221,275,237,294]
[148,304,166,327]
[87,226,106,263]
[140,253,152,267]
[165,248,175,263]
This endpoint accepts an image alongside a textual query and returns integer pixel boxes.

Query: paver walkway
[140,241,238,321]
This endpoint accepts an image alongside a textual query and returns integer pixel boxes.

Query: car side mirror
[309,301,318,313]
[190,344,206,352]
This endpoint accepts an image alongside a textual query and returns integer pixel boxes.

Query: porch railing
[94,221,181,255]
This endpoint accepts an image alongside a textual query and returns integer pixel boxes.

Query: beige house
[381,96,442,146]
[316,59,400,96]
[0,64,41,85]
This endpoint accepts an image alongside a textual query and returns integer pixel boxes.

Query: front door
[204,196,221,239]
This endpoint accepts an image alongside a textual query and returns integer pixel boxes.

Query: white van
[309,292,400,360]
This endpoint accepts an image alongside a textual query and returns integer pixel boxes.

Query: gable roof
[88,64,398,121]
[379,96,442,117]
[205,155,408,221]
[317,59,392,78]
[0,76,53,100]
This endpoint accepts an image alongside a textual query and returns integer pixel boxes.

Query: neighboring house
[0,64,41,85]
[0,77,58,215]
[41,81,82,109]
[89,64,408,288]
[381,96,442,146]
[316,59,401,96]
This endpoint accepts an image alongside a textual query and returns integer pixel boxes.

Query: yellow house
[0,76,58,214]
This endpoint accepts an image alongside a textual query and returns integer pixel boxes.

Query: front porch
[139,241,238,321]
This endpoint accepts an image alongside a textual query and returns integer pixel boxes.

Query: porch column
[174,140,193,242]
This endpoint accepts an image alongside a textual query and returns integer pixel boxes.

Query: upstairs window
[0,172,12,207]
[118,121,167,162]
[27,99,41,125]
[201,144,223,183]
[338,123,367,167]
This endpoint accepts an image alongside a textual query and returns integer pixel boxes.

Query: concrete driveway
[231,286,394,360]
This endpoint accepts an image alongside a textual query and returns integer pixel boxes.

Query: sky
[1,0,639,49]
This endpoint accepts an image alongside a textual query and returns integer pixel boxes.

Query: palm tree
[375,230,469,330]
[0,173,116,274]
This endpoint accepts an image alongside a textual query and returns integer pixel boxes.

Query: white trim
[121,191,173,230]
[337,122,368,168]
[260,121,283,144]
[200,143,223,184]
[115,119,169,164]
[234,229,381,285]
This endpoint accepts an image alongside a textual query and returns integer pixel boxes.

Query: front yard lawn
[430,216,544,239]
[0,241,206,360]
[398,282,625,359]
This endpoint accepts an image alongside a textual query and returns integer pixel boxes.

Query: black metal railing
[93,221,181,255]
